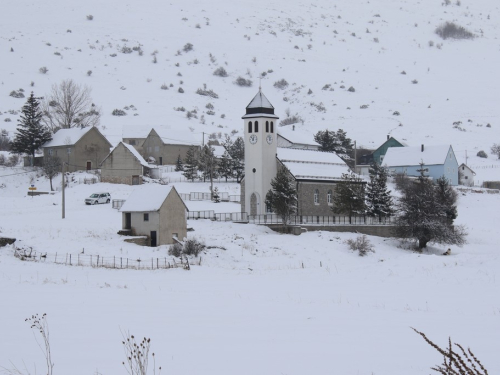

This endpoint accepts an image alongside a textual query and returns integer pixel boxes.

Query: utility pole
[465,150,468,166]
[62,162,65,219]
[354,140,357,173]
[202,132,205,146]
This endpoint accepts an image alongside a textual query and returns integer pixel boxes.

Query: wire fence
[14,248,192,270]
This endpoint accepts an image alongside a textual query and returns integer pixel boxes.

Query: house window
[380,155,384,163]
[154,146,159,152]
[248,121,252,133]
[327,190,333,205]
[129,140,136,145]
[465,176,468,180]
[148,146,152,152]
[314,189,319,205]
[67,148,71,154]
[144,213,149,221]
[48,149,53,156]
[266,121,269,132]
[270,121,274,133]
[255,121,259,132]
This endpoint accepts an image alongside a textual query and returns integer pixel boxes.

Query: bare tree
[43,156,61,191]
[42,79,101,132]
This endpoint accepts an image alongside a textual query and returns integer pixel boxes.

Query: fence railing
[214,212,248,222]
[187,210,215,219]
[228,195,241,202]
[248,214,395,226]
[180,192,231,201]
[14,249,188,270]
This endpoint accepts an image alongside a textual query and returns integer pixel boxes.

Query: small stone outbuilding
[119,185,188,246]
[101,142,158,185]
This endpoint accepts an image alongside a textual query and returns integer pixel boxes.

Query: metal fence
[180,192,231,201]
[14,249,188,270]
[214,212,248,222]
[248,214,395,226]
[187,210,215,219]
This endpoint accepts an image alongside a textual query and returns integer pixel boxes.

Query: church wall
[297,181,337,216]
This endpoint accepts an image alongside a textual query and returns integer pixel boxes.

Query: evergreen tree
[229,136,245,183]
[313,129,353,160]
[366,163,394,221]
[217,150,233,181]
[212,186,220,203]
[395,165,466,249]
[198,145,218,198]
[265,166,297,228]
[435,176,458,224]
[331,172,366,223]
[11,92,52,165]
[174,154,184,171]
[182,146,198,182]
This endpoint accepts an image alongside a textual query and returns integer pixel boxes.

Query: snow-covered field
[1,0,500,373]
[0,167,499,374]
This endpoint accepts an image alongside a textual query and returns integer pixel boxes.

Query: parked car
[85,192,111,205]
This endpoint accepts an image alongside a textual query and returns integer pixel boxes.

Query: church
[240,89,353,216]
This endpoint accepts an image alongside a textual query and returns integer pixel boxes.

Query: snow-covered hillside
[2,0,500,180]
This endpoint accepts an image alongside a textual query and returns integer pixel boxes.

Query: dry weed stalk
[412,328,488,374]
[121,331,161,375]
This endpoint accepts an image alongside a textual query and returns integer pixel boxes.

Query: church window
[266,121,269,132]
[270,121,274,133]
[248,121,252,133]
[327,190,333,205]
[314,189,319,205]
[255,121,259,132]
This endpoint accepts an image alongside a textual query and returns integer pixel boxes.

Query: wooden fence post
[114,256,116,269]
[97,255,99,267]
[69,254,72,266]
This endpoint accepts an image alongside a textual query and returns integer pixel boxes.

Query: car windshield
[90,194,99,198]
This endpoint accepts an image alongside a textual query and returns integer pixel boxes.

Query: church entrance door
[250,192,260,215]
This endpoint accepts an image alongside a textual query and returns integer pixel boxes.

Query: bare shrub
[476,150,487,158]
[121,331,161,375]
[39,67,48,74]
[435,22,474,40]
[491,144,500,159]
[86,14,93,20]
[213,67,228,77]
[346,235,374,256]
[112,109,127,116]
[196,85,219,98]
[273,79,289,89]
[168,242,183,257]
[234,77,252,87]
[183,239,206,256]
[9,90,24,98]
[279,115,303,127]
[183,43,193,52]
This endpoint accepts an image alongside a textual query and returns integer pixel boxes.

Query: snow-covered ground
[0,167,499,374]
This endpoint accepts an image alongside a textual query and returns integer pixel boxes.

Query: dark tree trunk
[419,238,429,249]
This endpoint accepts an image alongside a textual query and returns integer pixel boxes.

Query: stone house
[101,142,159,185]
[277,127,320,150]
[121,125,151,155]
[141,128,201,165]
[383,144,459,185]
[119,185,188,246]
[42,127,112,172]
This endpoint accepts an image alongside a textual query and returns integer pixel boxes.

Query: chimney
[421,144,424,152]
[387,134,390,140]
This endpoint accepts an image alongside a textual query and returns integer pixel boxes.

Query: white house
[277,127,320,150]
[458,163,475,186]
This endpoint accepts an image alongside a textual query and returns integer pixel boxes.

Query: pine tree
[313,129,353,160]
[212,186,220,203]
[229,136,245,183]
[182,146,198,182]
[217,150,233,181]
[198,145,218,198]
[11,92,52,165]
[395,165,466,249]
[174,154,184,171]
[331,172,366,224]
[366,163,394,221]
[435,176,458,224]
[265,166,297,228]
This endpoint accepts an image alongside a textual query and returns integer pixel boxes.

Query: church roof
[277,148,351,181]
[242,89,279,119]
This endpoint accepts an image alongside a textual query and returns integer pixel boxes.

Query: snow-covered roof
[120,185,180,212]
[383,145,453,167]
[42,127,92,147]
[122,143,150,167]
[151,127,201,146]
[278,128,320,147]
[277,148,350,181]
[246,89,274,109]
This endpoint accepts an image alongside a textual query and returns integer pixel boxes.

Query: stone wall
[267,224,395,238]
[297,181,337,216]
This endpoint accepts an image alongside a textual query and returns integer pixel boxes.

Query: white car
[85,192,111,205]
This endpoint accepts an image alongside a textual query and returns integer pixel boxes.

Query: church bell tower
[242,89,279,215]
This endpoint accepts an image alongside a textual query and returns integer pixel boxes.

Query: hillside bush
[196,86,218,98]
[234,77,252,87]
[274,79,289,90]
[346,235,374,256]
[183,43,193,52]
[9,90,25,98]
[112,109,126,116]
[491,144,500,159]
[477,150,487,158]
[213,67,228,77]
[168,239,205,257]
[435,22,474,40]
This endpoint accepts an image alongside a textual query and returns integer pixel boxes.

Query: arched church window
[314,189,319,205]
[270,121,274,133]
[327,190,333,205]
[255,121,259,132]
[266,121,269,132]
[248,121,252,133]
